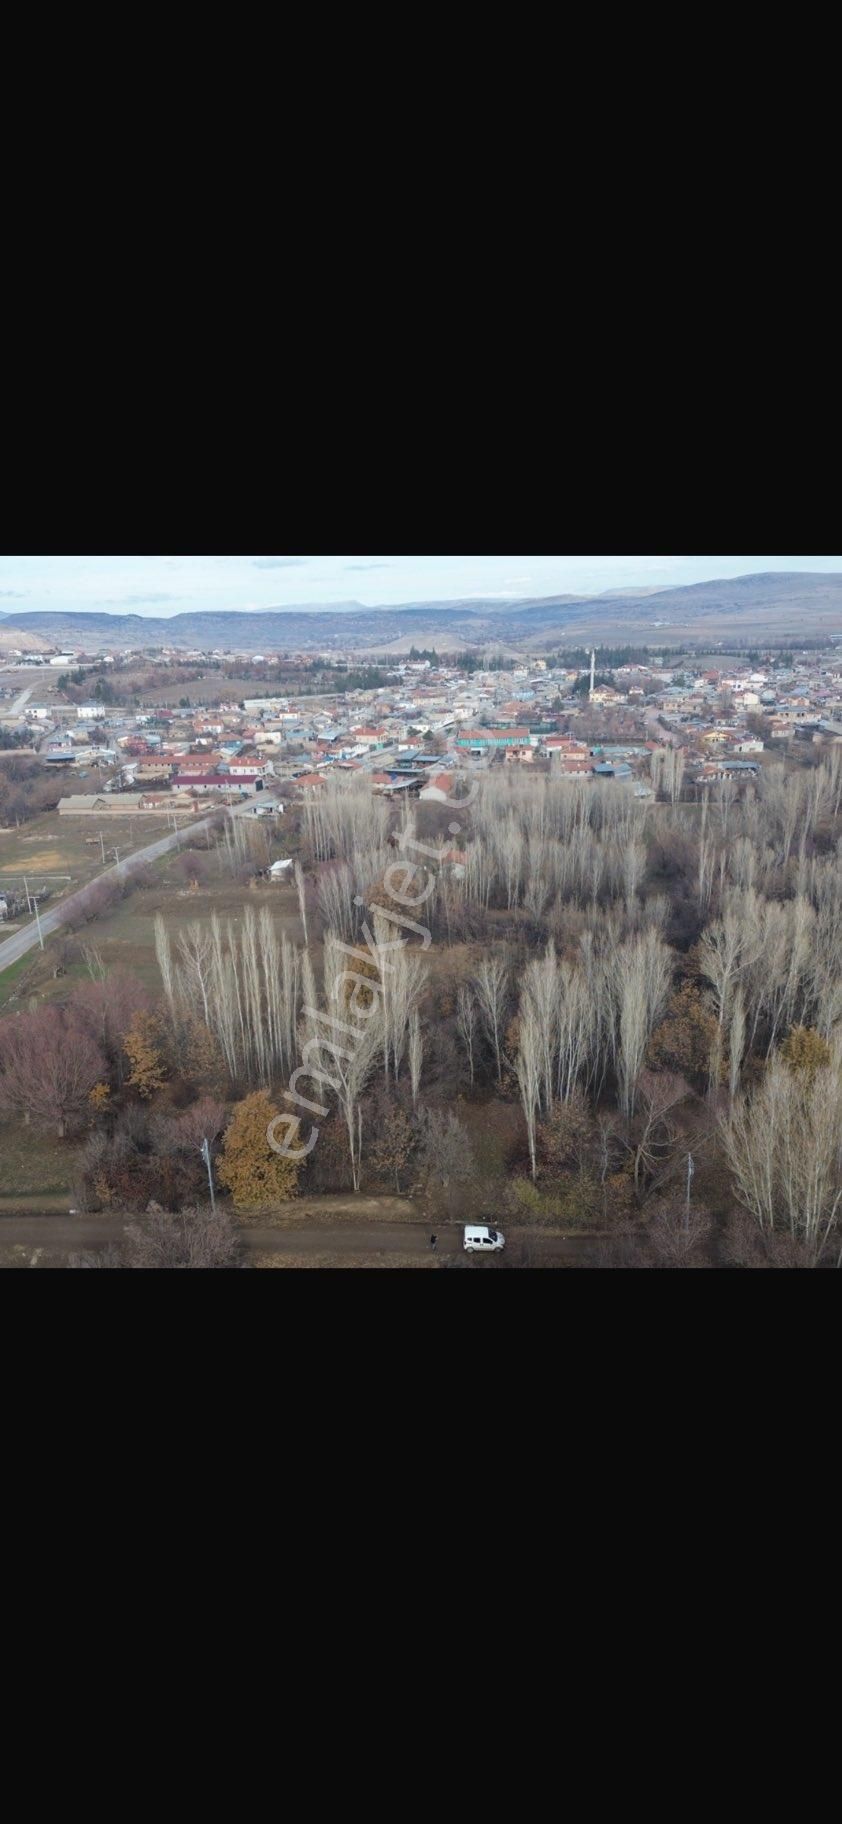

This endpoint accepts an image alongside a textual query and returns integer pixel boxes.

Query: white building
[225,759,275,780]
[77,705,107,720]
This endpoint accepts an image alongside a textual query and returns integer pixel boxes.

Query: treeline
[3,746,841,1268]
[292,759,842,1262]
[228,661,398,698]
[331,667,393,693]
[451,653,518,673]
[677,645,830,667]
[60,662,211,707]
[548,645,677,669]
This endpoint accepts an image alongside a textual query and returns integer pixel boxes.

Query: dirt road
[0,1211,594,1265]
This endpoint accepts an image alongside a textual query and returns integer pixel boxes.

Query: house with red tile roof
[420,773,455,803]
[294,773,329,792]
[351,728,388,748]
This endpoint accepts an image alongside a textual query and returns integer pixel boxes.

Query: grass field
[0,1123,78,1207]
[0,953,34,1007]
[1,868,304,1006]
[0,811,178,895]
[63,876,305,990]
[0,669,66,710]
[137,674,266,708]
[0,800,302,1016]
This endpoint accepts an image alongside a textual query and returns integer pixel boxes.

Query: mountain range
[1,572,841,655]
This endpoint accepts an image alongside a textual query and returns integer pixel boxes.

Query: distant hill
[0,622,51,653]
[1,573,841,654]
[597,586,671,601]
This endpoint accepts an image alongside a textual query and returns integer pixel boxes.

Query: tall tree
[218,1092,300,1212]
[721,1054,842,1264]
[474,956,510,1088]
[516,1003,543,1181]
[0,1010,105,1137]
[124,1013,168,1100]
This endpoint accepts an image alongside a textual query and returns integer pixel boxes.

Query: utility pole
[99,832,106,865]
[590,649,597,700]
[200,1139,217,1214]
[686,1155,695,1233]
[32,893,45,955]
[23,875,32,915]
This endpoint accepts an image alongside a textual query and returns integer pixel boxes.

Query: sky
[1,555,841,617]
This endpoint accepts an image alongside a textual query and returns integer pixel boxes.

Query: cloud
[252,558,311,570]
[2,555,842,617]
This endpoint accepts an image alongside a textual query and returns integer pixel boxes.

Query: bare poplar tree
[728,986,747,1105]
[456,985,477,1087]
[722,1052,842,1263]
[154,914,179,1022]
[209,914,240,1080]
[474,956,510,1088]
[177,922,214,1027]
[698,899,759,1034]
[322,931,384,1192]
[623,839,647,908]
[295,861,309,948]
[409,1012,423,1106]
[522,944,558,1116]
[516,1002,542,1180]
[612,930,673,1119]
[317,863,356,944]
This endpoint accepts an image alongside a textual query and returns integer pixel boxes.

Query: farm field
[137,674,264,708]
[136,675,343,709]
[60,877,305,991]
[0,668,67,710]
[1,871,304,1007]
[0,811,180,895]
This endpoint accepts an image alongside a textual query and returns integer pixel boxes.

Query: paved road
[0,685,34,722]
[0,1213,596,1263]
[0,796,273,976]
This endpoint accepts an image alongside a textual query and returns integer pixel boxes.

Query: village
[1,563,841,1272]
[1,643,841,857]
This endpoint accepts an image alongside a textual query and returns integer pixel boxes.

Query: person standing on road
[430,1235,438,1252]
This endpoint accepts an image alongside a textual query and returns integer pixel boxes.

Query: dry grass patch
[245,1195,421,1231]
[0,1122,79,1202]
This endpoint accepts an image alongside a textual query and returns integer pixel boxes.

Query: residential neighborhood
[4,642,838,819]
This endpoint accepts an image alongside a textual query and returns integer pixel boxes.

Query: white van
[464,1226,505,1254]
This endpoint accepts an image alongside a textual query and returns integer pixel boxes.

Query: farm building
[58,794,200,817]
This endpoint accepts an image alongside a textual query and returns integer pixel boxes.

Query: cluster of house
[5,646,841,820]
[41,724,280,818]
[647,660,842,781]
